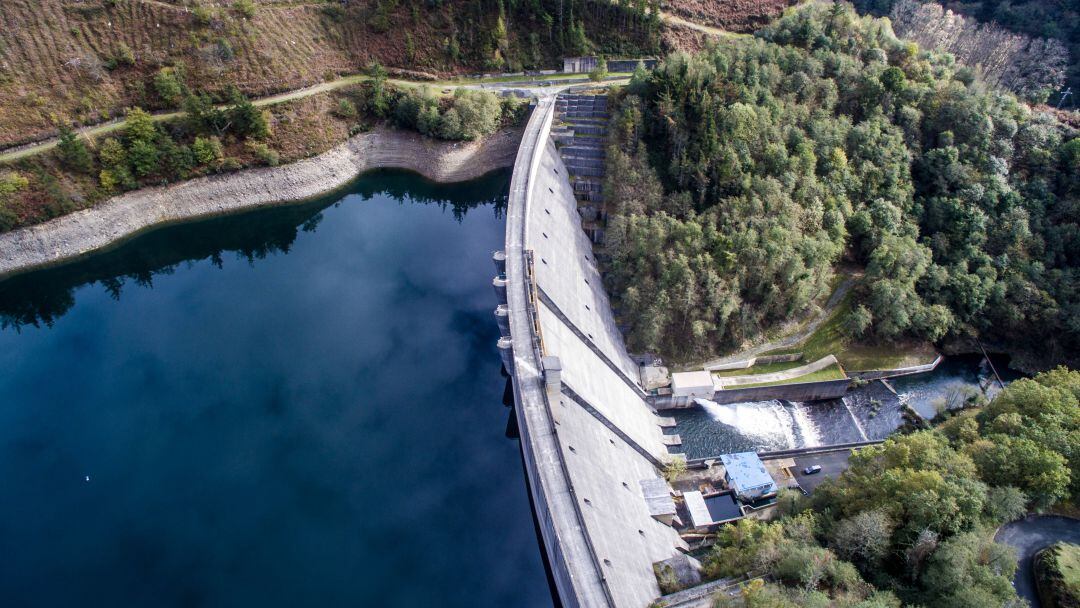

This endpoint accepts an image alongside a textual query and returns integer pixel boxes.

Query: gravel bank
[0,126,523,280]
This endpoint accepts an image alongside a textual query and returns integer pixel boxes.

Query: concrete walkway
[995,515,1080,607]
[712,355,841,388]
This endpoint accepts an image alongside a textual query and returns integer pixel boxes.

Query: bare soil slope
[0,0,657,149]
[663,0,799,32]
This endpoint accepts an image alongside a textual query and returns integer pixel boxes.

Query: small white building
[671,371,714,402]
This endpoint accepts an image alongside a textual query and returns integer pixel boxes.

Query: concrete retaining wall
[711,378,851,405]
[656,377,852,410]
[849,355,943,380]
[705,352,802,372]
[713,355,840,389]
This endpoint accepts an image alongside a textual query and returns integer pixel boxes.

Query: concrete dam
[495,94,689,607]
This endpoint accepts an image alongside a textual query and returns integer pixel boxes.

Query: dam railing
[503,95,617,608]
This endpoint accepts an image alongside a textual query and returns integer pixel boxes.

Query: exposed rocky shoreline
[0,125,524,280]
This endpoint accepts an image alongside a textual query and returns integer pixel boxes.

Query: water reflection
[0,169,508,330]
[0,167,548,607]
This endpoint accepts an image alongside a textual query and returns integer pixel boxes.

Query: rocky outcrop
[0,126,523,279]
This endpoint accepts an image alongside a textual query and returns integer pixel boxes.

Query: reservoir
[0,170,550,607]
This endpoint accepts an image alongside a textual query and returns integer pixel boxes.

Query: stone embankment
[0,126,523,280]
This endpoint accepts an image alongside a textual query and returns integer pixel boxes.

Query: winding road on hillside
[0,0,729,165]
[0,73,626,164]
[995,515,1080,607]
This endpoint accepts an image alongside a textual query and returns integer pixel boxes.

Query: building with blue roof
[720,452,778,502]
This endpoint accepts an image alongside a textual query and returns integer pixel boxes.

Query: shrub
[247,141,279,167]
[153,67,186,107]
[220,157,243,172]
[589,56,609,82]
[99,169,118,193]
[333,98,358,119]
[416,104,441,137]
[226,91,269,138]
[0,171,29,231]
[216,38,235,61]
[127,139,160,177]
[98,138,127,169]
[113,43,135,67]
[192,136,224,165]
[123,107,157,144]
[233,0,256,18]
[57,127,93,173]
[192,5,215,26]
[446,90,501,140]
[321,4,346,21]
[662,458,686,482]
[159,136,195,180]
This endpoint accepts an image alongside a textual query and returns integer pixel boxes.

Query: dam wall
[502,97,687,608]
[708,378,851,405]
[656,377,852,410]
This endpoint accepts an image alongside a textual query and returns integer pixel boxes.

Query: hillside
[854,0,1078,106]
[0,0,664,149]
[602,3,1079,370]
[662,0,799,32]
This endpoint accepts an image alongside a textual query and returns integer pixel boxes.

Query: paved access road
[791,450,853,494]
[995,515,1080,607]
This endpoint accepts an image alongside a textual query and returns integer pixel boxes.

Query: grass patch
[763,291,937,371]
[728,364,848,389]
[712,359,806,378]
[1059,544,1080,594]
[1035,542,1080,608]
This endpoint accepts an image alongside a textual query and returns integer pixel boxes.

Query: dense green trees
[688,369,1076,605]
[853,0,1079,106]
[758,367,1080,606]
[351,78,521,141]
[93,89,272,194]
[604,3,1079,366]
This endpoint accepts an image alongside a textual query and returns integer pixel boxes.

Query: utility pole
[975,337,1005,390]
[1057,87,1073,109]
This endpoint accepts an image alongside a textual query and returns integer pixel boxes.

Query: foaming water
[671,355,1021,459]
[694,398,822,451]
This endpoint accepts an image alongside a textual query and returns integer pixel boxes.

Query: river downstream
[0,170,550,607]
[670,354,1018,459]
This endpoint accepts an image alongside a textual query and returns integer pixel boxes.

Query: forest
[602,2,1079,369]
[696,367,1080,608]
[853,0,1079,107]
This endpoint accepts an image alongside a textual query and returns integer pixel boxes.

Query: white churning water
[695,398,823,450]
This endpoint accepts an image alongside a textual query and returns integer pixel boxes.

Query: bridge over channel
[495,92,691,608]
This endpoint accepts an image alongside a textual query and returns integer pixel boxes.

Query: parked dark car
[802,465,822,475]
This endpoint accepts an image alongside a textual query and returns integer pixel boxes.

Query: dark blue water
[0,170,550,607]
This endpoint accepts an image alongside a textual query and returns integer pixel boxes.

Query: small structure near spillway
[670,370,715,406]
[720,452,778,502]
